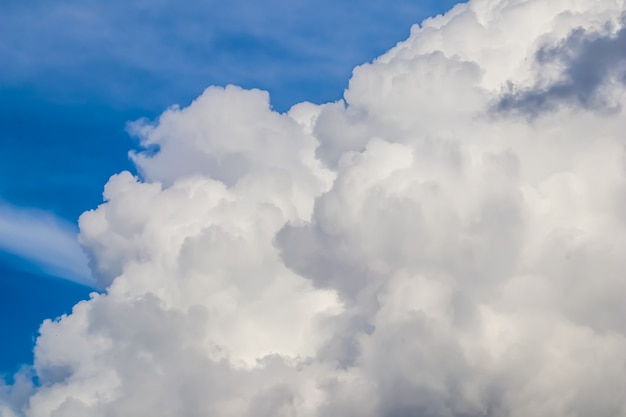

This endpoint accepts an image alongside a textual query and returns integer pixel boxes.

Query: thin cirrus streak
[2,0,626,416]
[0,202,94,287]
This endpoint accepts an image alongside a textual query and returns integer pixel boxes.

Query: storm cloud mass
[3,0,626,416]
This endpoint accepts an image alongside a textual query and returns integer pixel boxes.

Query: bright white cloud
[3,0,626,416]
[0,202,94,286]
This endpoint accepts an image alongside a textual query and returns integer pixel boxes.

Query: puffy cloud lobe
[3,0,626,416]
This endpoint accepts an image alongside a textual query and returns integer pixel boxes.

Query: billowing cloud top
[2,0,626,416]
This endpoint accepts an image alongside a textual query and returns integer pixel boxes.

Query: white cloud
[3,0,626,416]
[0,202,94,286]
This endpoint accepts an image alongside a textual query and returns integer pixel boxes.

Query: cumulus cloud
[3,0,626,416]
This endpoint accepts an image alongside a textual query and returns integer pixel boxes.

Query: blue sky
[0,0,461,376]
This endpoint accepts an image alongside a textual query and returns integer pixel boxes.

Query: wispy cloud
[0,0,458,110]
[0,202,94,287]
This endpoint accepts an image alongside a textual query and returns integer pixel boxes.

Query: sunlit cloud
[2,1,626,416]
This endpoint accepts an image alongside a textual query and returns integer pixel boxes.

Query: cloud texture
[3,0,626,416]
[0,203,93,285]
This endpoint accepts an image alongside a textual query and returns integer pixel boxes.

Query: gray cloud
[497,16,626,116]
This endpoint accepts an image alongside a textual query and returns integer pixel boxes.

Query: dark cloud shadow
[496,16,626,117]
